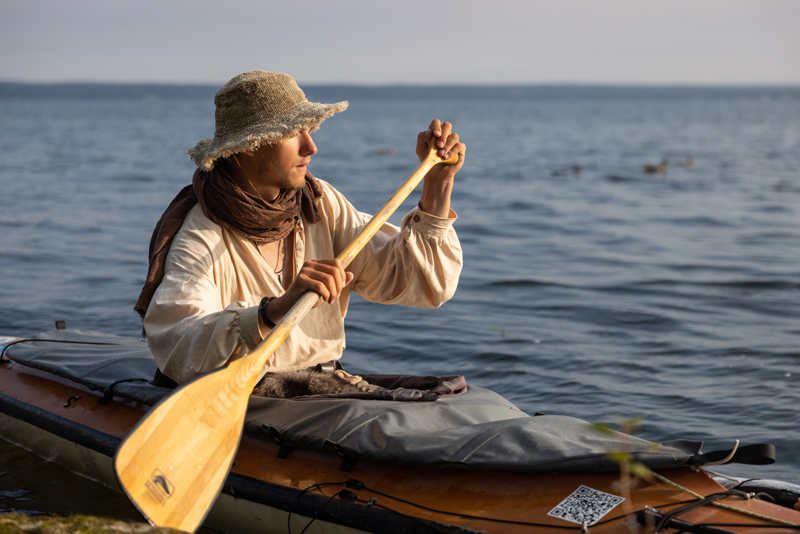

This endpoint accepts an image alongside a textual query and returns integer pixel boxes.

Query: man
[134,71,465,387]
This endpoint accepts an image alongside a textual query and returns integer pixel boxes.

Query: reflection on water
[0,439,142,518]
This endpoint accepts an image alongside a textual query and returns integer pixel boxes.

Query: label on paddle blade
[145,469,174,505]
[548,485,624,526]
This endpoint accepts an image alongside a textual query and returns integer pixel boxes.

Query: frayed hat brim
[188,100,348,171]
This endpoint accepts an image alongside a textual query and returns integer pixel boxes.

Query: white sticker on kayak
[548,485,624,526]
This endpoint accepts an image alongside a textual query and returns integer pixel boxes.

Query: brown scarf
[134,164,323,320]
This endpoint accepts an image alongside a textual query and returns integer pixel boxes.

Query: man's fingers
[306,276,332,303]
[447,141,466,161]
[419,121,449,153]
[416,128,434,160]
[418,128,434,145]
[299,260,349,303]
[434,122,451,151]
[441,133,460,158]
[331,259,348,292]
[310,271,340,303]
[418,120,464,172]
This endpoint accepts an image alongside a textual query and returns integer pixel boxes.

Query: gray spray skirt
[6,329,752,473]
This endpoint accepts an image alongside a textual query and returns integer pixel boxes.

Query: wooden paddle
[114,139,459,532]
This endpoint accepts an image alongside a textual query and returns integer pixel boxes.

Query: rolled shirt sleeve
[321,180,462,308]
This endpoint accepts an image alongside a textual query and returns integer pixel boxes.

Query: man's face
[251,130,318,190]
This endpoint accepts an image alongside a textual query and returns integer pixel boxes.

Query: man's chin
[278,175,307,191]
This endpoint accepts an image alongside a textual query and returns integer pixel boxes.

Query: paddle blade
[114,359,254,532]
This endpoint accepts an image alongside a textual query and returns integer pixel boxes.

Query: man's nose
[299,131,317,156]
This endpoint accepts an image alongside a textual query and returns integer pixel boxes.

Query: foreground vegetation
[0,514,179,534]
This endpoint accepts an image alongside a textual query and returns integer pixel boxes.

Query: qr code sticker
[548,485,624,526]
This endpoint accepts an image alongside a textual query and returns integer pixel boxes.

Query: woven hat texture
[189,71,348,170]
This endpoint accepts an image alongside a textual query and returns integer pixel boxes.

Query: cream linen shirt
[144,179,462,384]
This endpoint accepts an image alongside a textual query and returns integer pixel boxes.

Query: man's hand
[259,259,354,333]
[416,119,466,218]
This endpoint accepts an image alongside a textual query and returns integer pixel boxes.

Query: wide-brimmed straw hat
[188,71,348,171]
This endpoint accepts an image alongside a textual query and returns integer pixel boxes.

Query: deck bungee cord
[288,482,479,534]
[288,476,800,534]
[652,472,800,528]
[286,482,348,534]
[286,481,465,534]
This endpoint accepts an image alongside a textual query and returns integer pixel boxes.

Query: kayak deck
[2,341,799,533]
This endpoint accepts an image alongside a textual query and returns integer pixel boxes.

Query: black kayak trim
[0,391,119,457]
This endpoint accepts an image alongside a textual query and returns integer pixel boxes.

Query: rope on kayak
[347,481,700,531]
[290,481,524,533]
[651,471,800,528]
[340,478,578,530]
[290,478,800,533]
[702,468,745,485]
[339,491,466,533]
[287,482,347,534]
[298,490,343,534]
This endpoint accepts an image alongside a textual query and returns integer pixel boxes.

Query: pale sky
[1,0,798,85]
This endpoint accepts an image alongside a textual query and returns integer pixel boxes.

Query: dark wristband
[258,296,277,329]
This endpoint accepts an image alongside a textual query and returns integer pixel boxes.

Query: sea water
[1,84,799,516]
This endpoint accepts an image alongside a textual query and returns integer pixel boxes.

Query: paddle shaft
[114,140,457,533]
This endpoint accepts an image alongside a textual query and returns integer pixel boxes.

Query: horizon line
[2,80,800,89]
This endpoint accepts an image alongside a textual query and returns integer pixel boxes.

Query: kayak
[1,328,799,534]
